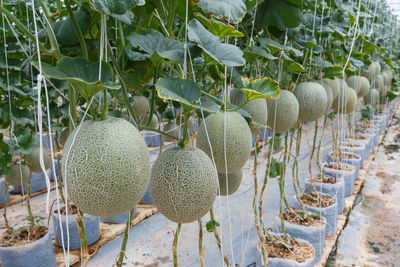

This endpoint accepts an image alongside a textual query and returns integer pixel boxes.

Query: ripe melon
[26,146,52,173]
[265,90,299,134]
[364,89,380,105]
[150,146,218,223]
[293,82,328,122]
[218,169,243,196]
[62,118,151,217]
[322,79,339,100]
[347,76,363,94]
[371,61,381,76]
[5,163,31,186]
[357,76,370,97]
[332,81,350,113]
[230,88,267,134]
[140,113,158,128]
[372,75,385,93]
[164,121,180,141]
[344,88,357,114]
[133,96,150,116]
[318,81,333,114]
[361,65,376,81]
[382,71,390,85]
[196,112,252,174]
[59,128,69,147]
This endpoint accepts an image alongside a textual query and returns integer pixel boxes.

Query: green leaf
[32,57,119,101]
[206,219,220,232]
[259,38,285,54]
[0,133,11,176]
[197,0,247,23]
[256,0,303,30]
[194,13,244,38]
[268,157,282,178]
[8,131,38,154]
[387,91,400,101]
[323,65,344,78]
[188,19,245,67]
[111,11,134,24]
[0,57,22,71]
[361,106,372,120]
[127,29,190,63]
[243,46,277,63]
[94,0,139,15]
[282,55,305,73]
[53,8,90,46]
[241,76,280,101]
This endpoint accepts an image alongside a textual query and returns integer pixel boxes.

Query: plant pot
[99,208,136,224]
[365,127,380,149]
[140,186,154,205]
[143,131,164,147]
[327,151,361,178]
[0,178,10,205]
[257,235,315,267]
[370,118,384,132]
[0,230,57,267]
[275,214,326,263]
[305,176,345,214]
[323,162,356,197]
[356,132,375,153]
[52,209,100,249]
[294,193,338,236]
[350,136,370,158]
[339,142,367,163]
[12,170,50,194]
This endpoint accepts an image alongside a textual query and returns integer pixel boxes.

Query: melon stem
[75,209,89,266]
[3,182,11,231]
[116,208,134,267]
[173,223,181,267]
[209,208,231,267]
[198,220,205,267]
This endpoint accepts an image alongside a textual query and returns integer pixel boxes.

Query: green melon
[382,71,390,85]
[347,76,363,94]
[332,81,350,113]
[61,118,151,217]
[293,82,328,122]
[344,88,357,114]
[197,112,252,174]
[218,169,243,196]
[150,146,218,223]
[361,65,376,81]
[230,88,268,134]
[364,89,380,105]
[372,75,385,93]
[140,113,158,128]
[371,61,381,76]
[5,163,31,186]
[322,79,339,100]
[133,96,150,116]
[26,146,52,173]
[318,81,333,114]
[59,128,69,147]
[266,90,299,134]
[164,121,180,141]
[357,76,370,97]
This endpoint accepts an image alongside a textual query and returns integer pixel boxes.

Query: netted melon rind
[140,113,158,128]
[26,146,51,173]
[344,88,357,114]
[5,164,31,186]
[133,96,150,116]
[196,112,252,174]
[364,89,380,105]
[293,82,328,122]
[62,118,151,217]
[150,146,218,223]
[218,169,243,196]
[318,81,333,114]
[266,90,299,134]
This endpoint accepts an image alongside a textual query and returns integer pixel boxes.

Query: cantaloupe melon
[5,163,31,186]
[140,113,158,128]
[364,89,380,105]
[230,88,268,134]
[197,112,252,174]
[357,76,370,97]
[163,121,180,141]
[344,88,357,114]
[265,90,299,134]
[62,118,151,217]
[133,96,150,116]
[218,169,243,196]
[371,61,381,76]
[26,146,52,173]
[293,82,328,122]
[318,81,333,114]
[322,78,339,100]
[332,81,350,113]
[361,65,376,81]
[372,75,385,93]
[347,76,363,94]
[150,146,218,223]
[382,71,390,85]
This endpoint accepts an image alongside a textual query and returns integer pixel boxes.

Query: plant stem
[26,174,34,229]
[278,132,290,235]
[146,69,159,126]
[75,209,89,267]
[200,91,224,105]
[198,220,205,267]
[103,89,108,119]
[317,115,328,175]
[295,122,305,195]
[166,0,179,36]
[68,85,77,130]
[141,126,179,141]
[292,124,304,210]
[209,208,231,267]
[173,223,182,267]
[38,0,54,24]
[258,137,274,224]
[116,208,134,267]
[178,110,190,148]
[308,121,319,179]
[3,183,11,231]
[64,0,88,59]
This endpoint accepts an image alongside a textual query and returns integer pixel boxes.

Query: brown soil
[57,204,78,215]
[264,235,315,263]
[340,142,361,148]
[353,135,367,141]
[300,192,336,208]
[0,225,48,247]
[325,163,355,172]
[331,151,360,159]
[282,209,325,227]
[310,175,337,184]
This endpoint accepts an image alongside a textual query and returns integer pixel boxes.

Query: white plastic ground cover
[323,162,356,197]
[0,178,10,205]
[99,208,136,224]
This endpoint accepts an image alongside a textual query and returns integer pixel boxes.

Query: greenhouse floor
[332,107,400,266]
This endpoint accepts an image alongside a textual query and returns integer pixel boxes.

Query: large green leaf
[53,8,90,46]
[323,65,344,78]
[188,19,245,67]
[195,13,244,38]
[127,29,189,63]
[240,76,280,101]
[7,131,38,154]
[282,54,305,73]
[243,47,277,63]
[197,0,247,23]
[0,133,11,176]
[256,0,303,30]
[94,0,139,15]
[32,57,119,101]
